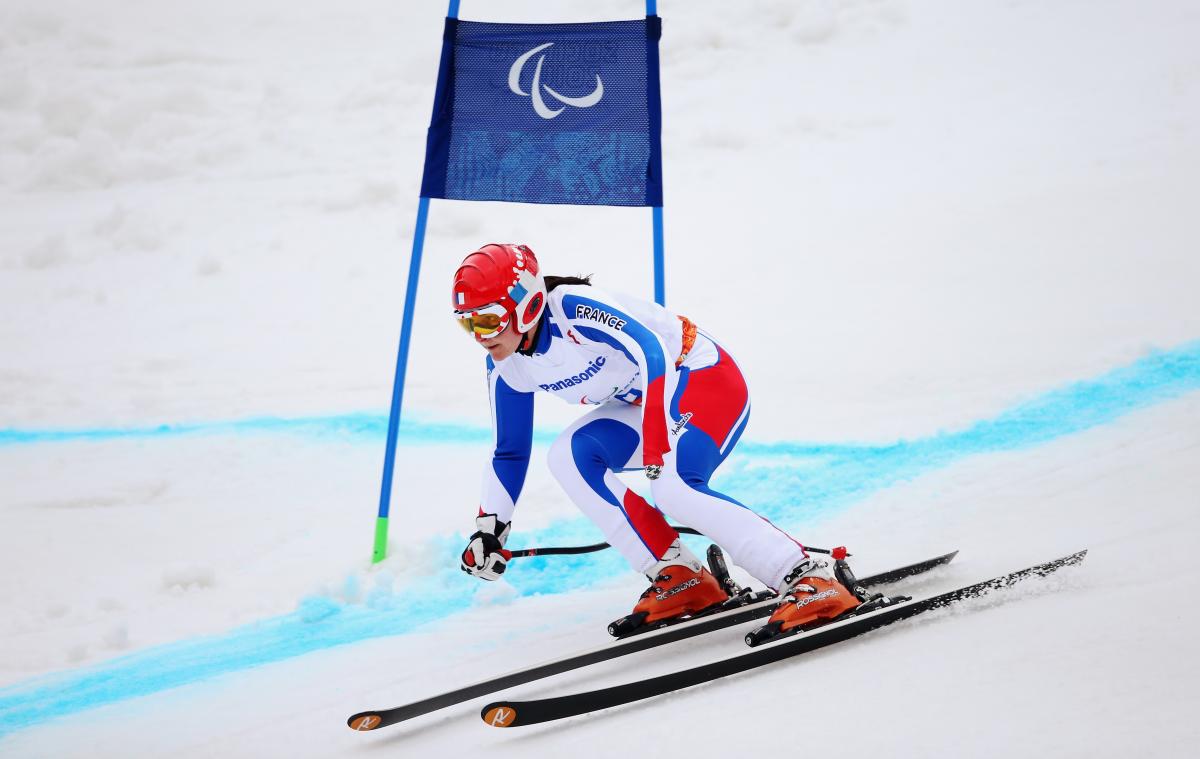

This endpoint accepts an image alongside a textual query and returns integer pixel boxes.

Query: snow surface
[1,0,1199,756]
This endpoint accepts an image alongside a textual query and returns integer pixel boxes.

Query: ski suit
[479,284,808,589]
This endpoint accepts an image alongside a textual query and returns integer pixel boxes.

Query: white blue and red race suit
[480,284,808,589]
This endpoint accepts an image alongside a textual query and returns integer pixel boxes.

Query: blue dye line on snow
[724,341,1200,524]
[1,341,1199,737]
[4,345,1198,452]
[0,413,560,447]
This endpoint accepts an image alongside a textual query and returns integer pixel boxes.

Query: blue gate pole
[372,0,460,563]
[648,1,663,306]
[652,206,665,306]
[373,196,432,563]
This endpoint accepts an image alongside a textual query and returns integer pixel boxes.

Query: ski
[479,550,1086,728]
[346,550,957,731]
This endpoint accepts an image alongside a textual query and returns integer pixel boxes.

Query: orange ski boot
[608,541,729,636]
[767,557,861,633]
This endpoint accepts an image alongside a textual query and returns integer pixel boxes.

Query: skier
[454,243,859,634]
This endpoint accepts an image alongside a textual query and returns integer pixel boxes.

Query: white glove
[459,514,512,581]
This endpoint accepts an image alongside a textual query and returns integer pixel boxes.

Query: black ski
[346,550,956,731]
[479,550,1086,728]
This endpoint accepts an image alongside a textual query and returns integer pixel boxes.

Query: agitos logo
[508,43,604,119]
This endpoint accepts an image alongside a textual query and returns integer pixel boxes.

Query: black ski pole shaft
[509,526,834,558]
[507,526,702,558]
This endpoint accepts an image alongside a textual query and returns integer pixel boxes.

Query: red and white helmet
[451,244,547,336]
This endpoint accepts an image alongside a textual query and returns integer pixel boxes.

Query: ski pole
[509,526,837,558]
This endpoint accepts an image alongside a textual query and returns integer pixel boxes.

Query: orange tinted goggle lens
[456,311,507,337]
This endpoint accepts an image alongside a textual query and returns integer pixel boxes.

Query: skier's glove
[460,513,513,581]
[644,452,665,480]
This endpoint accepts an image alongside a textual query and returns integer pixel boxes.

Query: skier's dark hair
[544,275,592,291]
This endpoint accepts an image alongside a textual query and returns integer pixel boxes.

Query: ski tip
[481,703,519,728]
[1048,549,1088,567]
[931,550,959,564]
[347,713,384,731]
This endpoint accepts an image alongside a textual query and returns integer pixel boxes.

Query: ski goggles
[455,302,512,339]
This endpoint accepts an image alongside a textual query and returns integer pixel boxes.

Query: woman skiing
[454,243,859,634]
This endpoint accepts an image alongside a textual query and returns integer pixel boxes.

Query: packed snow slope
[1,0,1198,756]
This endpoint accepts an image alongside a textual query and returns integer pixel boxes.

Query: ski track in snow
[0,342,1197,737]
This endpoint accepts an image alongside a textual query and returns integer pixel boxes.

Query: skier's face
[478,323,523,360]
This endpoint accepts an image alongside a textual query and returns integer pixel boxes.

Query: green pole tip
[372,516,389,564]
